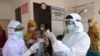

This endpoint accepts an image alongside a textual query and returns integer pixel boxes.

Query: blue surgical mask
[67,25,76,32]
[88,22,93,26]
[15,31,23,38]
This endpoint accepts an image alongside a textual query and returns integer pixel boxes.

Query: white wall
[0,1,13,20]
[76,0,94,32]
[94,0,100,26]
[29,0,65,19]
[10,0,65,35]
[0,0,29,34]
[28,0,66,36]
[77,0,100,31]
[64,0,76,15]
[65,0,97,32]
[76,0,94,6]
[11,0,30,34]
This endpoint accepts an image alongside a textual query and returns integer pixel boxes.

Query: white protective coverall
[2,20,27,56]
[46,13,90,56]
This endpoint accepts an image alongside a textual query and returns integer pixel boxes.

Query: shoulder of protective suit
[75,32,88,36]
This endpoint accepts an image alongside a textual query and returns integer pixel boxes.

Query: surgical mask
[15,31,23,38]
[41,27,44,30]
[67,25,76,33]
[29,27,35,31]
[88,22,93,27]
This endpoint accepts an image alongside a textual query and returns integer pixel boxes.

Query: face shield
[65,15,76,33]
[65,15,75,25]
[65,19,76,33]
[65,13,84,33]
[65,19,75,25]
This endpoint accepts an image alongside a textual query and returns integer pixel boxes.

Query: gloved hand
[45,29,57,44]
[23,39,44,56]
[38,38,44,43]
[23,42,39,56]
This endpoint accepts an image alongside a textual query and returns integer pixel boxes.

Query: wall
[75,0,100,32]
[1,0,100,35]
[0,0,13,20]
[76,0,94,6]
[9,0,65,35]
[76,0,94,32]
[64,0,76,15]
[0,0,29,34]
[29,0,65,19]
[94,0,100,26]
[65,0,95,32]
[29,0,65,36]
[11,0,30,34]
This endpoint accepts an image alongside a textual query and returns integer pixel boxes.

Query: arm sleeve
[52,35,90,56]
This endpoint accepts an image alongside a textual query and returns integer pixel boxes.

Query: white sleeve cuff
[53,40,70,53]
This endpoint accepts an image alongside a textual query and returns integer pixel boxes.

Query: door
[15,7,22,23]
[33,3,51,31]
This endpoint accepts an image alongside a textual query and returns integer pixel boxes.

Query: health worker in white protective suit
[2,20,27,56]
[46,13,90,56]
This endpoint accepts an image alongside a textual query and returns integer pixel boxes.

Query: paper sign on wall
[21,2,28,15]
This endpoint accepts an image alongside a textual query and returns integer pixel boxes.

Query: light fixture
[68,2,94,14]
[78,8,88,14]
[84,8,87,12]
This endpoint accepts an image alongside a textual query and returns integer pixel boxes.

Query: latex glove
[23,42,40,56]
[23,39,44,56]
[38,38,44,43]
[27,39,34,44]
[45,29,57,44]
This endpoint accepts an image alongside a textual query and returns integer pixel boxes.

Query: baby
[27,29,42,48]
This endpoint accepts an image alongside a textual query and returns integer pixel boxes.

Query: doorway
[33,2,51,31]
[15,7,22,23]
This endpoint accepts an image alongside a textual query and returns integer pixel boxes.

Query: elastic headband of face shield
[9,25,24,31]
[65,15,81,25]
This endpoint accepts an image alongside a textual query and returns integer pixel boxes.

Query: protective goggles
[14,27,24,31]
[9,27,24,31]
[15,25,24,31]
[65,19,81,25]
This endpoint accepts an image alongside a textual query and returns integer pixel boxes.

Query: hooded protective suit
[24,20,38,42]
[88,18,100,53]
[2,20,27,56]
[46,13,90,56]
